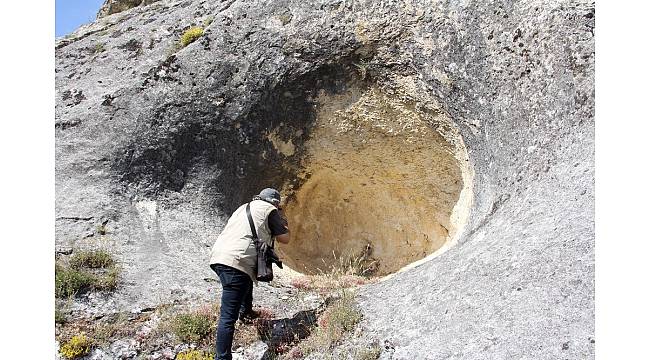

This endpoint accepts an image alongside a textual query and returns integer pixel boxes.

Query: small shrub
[55,258,120,298]
[95,266,120,291]
[176,349,214,360]
[55,264,95,298]
[60,334,92,359]
[70,250,114,269]
[172,311,215,343]
[180,27,204,47]
[176,350,214,360]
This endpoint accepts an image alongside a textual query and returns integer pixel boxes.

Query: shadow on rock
[256,309,318,357]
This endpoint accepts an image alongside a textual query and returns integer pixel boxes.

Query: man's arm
[268,209,290,244]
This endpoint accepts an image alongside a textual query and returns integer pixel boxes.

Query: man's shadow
[255,309,318,358]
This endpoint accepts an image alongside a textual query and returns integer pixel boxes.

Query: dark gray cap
[258,188,281,205]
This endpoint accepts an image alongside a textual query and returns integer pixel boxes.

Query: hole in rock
[246,65,473,276]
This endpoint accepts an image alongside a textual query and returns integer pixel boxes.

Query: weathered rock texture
[97,0,160,19]
[55,0,594,358]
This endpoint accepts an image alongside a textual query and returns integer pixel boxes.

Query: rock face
[97,0,160,19]
[55,0,594,358]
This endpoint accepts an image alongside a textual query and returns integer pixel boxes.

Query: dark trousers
[210,264,253,360]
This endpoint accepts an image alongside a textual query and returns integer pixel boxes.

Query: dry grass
[91,313,135,345]
[290,246,379,294]
[354,344,382,360]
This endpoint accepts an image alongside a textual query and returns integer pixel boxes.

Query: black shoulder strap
[245,203,258,239]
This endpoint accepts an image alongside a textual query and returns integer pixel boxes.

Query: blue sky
[56,0,105,37]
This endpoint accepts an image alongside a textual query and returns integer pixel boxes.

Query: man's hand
[275,233,290,244]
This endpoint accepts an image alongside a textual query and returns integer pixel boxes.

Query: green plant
[95,266,120,291]
[55,258,120,298]
[55,264,96,298]
[60,334,92,359]
[180,27,204,47]
[176,350,214,360]
[70,250,114,269]
[172,311,215,343]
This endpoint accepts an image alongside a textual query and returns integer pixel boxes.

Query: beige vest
[209,199,277,282]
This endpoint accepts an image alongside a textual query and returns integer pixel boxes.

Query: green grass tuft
[180,27,204,47]
[55,264,96,298]
[70,250,114,269]
[55,251,120,298]
[172,311,216,343]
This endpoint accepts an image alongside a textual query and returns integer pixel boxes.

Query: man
[209,188,290,360]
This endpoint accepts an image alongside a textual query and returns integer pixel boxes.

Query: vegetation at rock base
[180,27,204,47]
[55,251,119,298]
[70,250,115,269]
[95,265,120,290]
[291,291,362,358]
[60,334,92,359]
[92,312,134,345]
[171,305,217,343]
[316,292,362,343]
[55,264,97,298]
[176,349,214,360]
